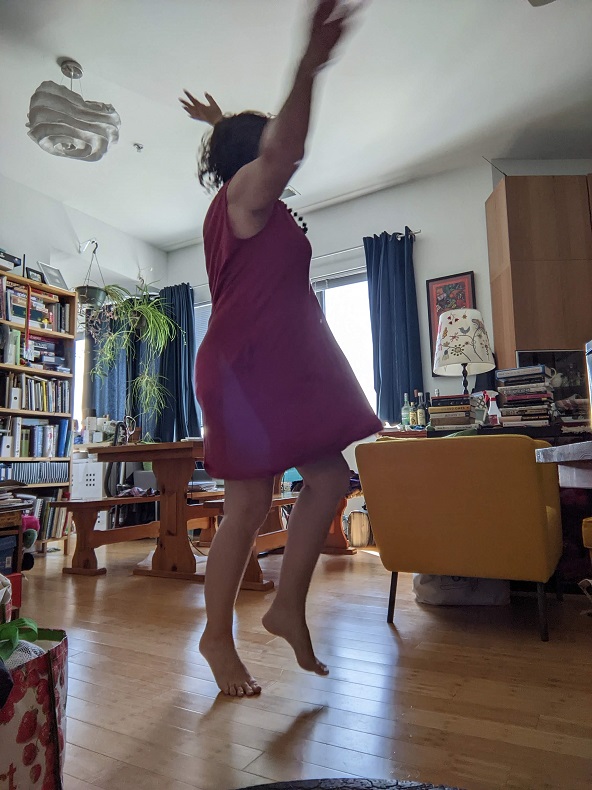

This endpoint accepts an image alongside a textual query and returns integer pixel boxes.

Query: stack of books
[496,366,554,427]
[428,394,475,431]
[0,481,29,511]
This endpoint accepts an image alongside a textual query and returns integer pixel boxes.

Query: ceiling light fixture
[26,58,121,162]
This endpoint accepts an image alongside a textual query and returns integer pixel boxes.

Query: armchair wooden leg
[537,582,549,642]
[387,572,398,624]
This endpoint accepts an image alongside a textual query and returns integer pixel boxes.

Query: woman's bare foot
[262,605,329,676]
[199,628,261,697]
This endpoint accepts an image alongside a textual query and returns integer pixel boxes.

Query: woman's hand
[179,90,223,126]
[302,0,363,73]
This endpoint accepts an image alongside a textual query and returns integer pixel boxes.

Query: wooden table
[93,441,211,581]
[91,441,355,590]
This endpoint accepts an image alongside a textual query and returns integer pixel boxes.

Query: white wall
[168,243,208,304]
[168,163,494,394]
[0,174,167,291]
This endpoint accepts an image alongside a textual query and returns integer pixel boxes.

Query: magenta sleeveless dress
[195,182,382,480]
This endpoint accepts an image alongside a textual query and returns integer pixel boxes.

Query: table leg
[322,496,357,555]
[63,508,106,576]
[149,456,196,575]
[240,548,275,592]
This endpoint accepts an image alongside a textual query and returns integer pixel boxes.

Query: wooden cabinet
[486,175,592,369]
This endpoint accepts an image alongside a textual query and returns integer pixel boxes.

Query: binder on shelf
[42,425,55,457]
[9,387,22,410]
[0,435,14,457]
[56,418,69,458]
[11,416,22,457]
[20,426,30,457]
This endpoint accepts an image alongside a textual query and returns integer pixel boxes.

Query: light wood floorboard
[21,539,592,790]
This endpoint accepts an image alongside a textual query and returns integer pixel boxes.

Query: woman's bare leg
[263,454,349,675]
[199,477,274,696]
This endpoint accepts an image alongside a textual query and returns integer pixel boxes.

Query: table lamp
[433,308,495,394]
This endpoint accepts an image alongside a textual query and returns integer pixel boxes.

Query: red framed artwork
[426,271,476,369]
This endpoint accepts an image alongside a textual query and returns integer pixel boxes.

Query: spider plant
[85,283,179,431]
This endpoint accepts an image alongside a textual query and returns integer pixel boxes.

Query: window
[194,303,212,424]
[193,279,376,412]
[321,279,375,408]
[73,337,86,428]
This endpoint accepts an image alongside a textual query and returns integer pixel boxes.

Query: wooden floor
[23,540,592,790]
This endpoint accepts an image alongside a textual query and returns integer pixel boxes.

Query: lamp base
[461,363,469,396]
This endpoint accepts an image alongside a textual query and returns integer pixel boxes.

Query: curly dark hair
[198,111,270,192]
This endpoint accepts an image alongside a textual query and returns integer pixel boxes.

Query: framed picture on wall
[426,271,476,368]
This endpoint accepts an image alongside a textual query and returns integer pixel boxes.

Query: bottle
[409,401,418,426]
[401,393,411,426]
[417,393,426,427]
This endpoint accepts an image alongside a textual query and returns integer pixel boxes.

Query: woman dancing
[181,0,380,697]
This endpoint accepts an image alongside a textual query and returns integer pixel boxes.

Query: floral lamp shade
[433,309,495,379]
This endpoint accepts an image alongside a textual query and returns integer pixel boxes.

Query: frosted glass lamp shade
[27,81,120,162]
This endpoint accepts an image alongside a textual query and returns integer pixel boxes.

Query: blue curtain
[87,317,127,422]
[156,284,201,442]
[364,228,423,424]
[127,333,158,440]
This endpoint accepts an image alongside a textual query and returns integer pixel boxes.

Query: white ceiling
[1,0,591,252]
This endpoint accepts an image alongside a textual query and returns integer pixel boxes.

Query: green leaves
[86,283,180,431]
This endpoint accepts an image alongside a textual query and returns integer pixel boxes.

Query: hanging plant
[85,284,179,427]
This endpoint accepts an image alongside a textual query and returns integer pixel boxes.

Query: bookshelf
[0,270,77,554]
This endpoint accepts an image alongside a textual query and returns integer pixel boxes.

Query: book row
[0,276,71,333]
[1,327,70,373]
[1,371,71,413]
[0,416,72,458]
[0,461,70,484]
[19,493,69,541]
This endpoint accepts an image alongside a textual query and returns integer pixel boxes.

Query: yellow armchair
[356,434,563,640]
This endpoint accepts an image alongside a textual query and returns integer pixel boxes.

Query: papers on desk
[187,481,218,492]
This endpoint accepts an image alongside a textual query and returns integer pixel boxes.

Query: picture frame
[38,262,69,291]
[426,271,476,369]
[26,267,44,284]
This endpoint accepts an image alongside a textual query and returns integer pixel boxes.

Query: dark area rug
[237,779,462,790]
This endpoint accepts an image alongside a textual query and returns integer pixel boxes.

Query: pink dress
[195,182,382,480]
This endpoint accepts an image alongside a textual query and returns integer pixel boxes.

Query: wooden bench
[51,491,224,576]
[197,492,299,591]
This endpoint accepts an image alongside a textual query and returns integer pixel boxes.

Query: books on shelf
[21,492,68,540]
[0,415,71,459]
[0,370,71,413]
[0,276,72,335]
[9,461,69,484]
[0,325,71,374]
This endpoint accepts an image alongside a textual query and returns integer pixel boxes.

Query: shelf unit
[0,269,77,556]
[0,362,72,379]
[0,507,25,619]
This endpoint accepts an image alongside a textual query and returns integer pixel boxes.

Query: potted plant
[83,284,179,432]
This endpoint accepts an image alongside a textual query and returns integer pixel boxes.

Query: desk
[536,440,592,573]
[536,440,592,489]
